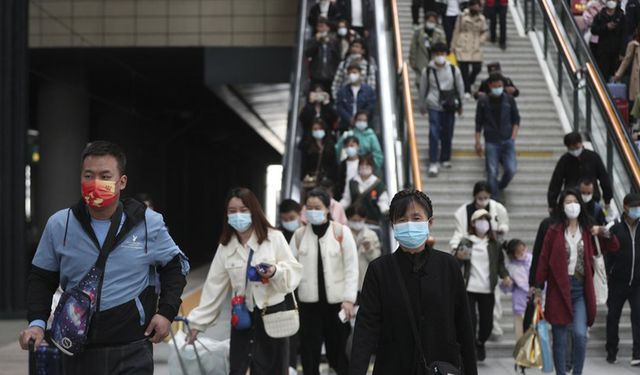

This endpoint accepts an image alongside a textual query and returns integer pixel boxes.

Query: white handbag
[592,235,608,306]
[261,293,300,339]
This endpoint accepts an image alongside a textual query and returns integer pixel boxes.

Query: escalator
[280,0,423,251]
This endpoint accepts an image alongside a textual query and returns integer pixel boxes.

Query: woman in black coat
[350,189,478,375]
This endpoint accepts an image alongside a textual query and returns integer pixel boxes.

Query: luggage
[608,82,627,100]
[29,338,63,375]
[615,98,630,125]
[168,316,230,375]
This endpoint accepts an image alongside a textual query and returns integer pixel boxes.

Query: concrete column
[36,66,90,227]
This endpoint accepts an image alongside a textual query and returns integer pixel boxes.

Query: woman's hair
[503,238,525,259]
[472,181,491,197]
[220,187,274,246]
[358,154,375,168]
[468,212,497,241]
[353,110,369,122]
[388,189,433,223]
[306,188,331,209]
[346,203,367,218]
[556,188,594,229]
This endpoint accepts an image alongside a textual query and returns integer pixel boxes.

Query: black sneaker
[476,342,486,362]
[606,351,617,364]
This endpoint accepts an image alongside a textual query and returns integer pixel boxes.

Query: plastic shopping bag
[536,305,554,373]
[168,330,230,375]
[513,304,543,369]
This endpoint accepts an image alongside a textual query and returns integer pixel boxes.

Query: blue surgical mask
[491,87,504,96]
[393,221,430,249]
[312,130,325,140]
[282,219,300,232]
[307,210,327,225]
[228,213,252,232]
[355,121,368,131]
[629,206,640,220]
[568,147,583,158]
[345,146,359,158]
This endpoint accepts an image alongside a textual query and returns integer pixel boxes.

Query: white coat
[354,226,381,290]
[188,229,303,332]
[290,221,359,304]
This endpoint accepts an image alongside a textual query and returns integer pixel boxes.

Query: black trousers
[412,0,444,24]
[606,279,640,357]
[596,50,620,81]
[443,15,458,47]
[458,61,482,94]
[299,301,351,375]
[485,5,507,46]
[62,339,153,375]
[230,309,289,375]
[467,292,495,344]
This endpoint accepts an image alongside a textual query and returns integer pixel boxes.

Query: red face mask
[81,179,118,208]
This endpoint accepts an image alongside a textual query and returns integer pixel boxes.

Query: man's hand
[20,326,44,350]
[475,141,483,157]
[420,107,427,116]
[341,301,356,320]
[457,107,463,116]
[145,314,171,343]
[505,86,516,95]
[607,21,617,30]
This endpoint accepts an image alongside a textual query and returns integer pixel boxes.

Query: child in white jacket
[346,204,382,291]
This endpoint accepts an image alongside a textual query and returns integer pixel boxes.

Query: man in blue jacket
[475,73,520,201]
[19,141,189,374]
[336,63,377,130]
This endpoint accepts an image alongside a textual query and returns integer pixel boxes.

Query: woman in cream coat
[290,188,358,375]
[187,187,302,375]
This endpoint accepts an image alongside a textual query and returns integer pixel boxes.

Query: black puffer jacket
[609,217,640,287]
[305,37,341,82]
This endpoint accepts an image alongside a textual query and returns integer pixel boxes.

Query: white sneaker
[441,161,452,169]
[413,24,421,31]
[631,358,640,366]
[289,366,298,375]
[428,164,439,176]
[464,92,471,100]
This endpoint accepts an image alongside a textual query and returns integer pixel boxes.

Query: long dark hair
[219,187,274,246]
[556,188,593,229]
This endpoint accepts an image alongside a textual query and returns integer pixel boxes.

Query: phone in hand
[256,263,271,275]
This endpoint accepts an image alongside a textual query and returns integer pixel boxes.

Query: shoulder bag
[592,235,608,305]
[429,65,461,113]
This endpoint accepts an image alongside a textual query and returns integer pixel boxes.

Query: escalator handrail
[389,0,424,191]
[281,0,309,201]
[530,0,640,191]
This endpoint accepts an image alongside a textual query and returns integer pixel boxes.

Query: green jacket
[456,236,509,291]
[335,128,384,170]
[409,26,447,73]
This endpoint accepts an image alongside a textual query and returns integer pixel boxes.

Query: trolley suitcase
[608,82,627,99]
[29,338,63,375]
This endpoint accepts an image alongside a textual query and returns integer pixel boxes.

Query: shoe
[631,357,640,366]
[476,342,486,362]
[428,164,439,177]
[464,92,472,100]
[606,351,617,364]
[500,43,507,50]
[441,161,452,169]
[413,23,421,31]
[289,367,298,375]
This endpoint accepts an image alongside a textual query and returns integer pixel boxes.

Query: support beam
[0,0,28,315]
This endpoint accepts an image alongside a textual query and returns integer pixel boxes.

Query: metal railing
[516,0,640,208]
[389,0,423,191]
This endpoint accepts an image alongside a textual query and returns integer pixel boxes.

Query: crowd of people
[16,1,640,375]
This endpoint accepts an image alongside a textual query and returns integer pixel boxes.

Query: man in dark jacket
[547,132,613,211]
[19,141,189,374]
[336,63,377,129]
[591,1,627,79]
[308,0,342,30]
[475,73,521,200]
[337,0,374,37]
[474,62,520,99]
[305,17,341,94]
[606,193,640,366]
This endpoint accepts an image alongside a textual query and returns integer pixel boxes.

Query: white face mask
[476,197,490,208]
[338,27,348,36]
[606,0,617,9]
[345,146,359,158]
[312,129,325,140]
[568,147,583,158]
[359,166,373,178]
[434,55,447,65]
[425,21,437,30]
[349,72,361,83]
[355,121,368,131]
[474,219,490,236]
[564,202,581,219]
[348,220,365,232]
[581,194,593,203]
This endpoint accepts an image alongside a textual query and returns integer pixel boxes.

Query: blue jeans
[485,139,517,198]
[551,277,588,375]
[428,109,456,164]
